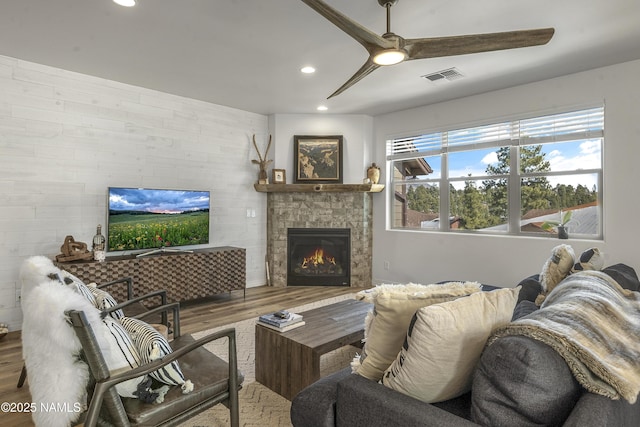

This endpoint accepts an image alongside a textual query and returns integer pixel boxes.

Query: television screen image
[107,187,210,253]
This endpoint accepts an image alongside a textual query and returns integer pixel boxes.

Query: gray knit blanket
[488,270,640,403]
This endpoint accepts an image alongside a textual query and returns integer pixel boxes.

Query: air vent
[422,67,464,84]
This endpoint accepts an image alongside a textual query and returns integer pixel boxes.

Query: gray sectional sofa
[290,264,640,427]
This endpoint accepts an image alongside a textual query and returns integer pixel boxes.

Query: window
[387,106,603,239]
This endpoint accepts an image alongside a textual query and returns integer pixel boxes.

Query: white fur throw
[355,282,439,304]
[20,256,89,427]
[20,256,155,426]
[19,255,62,300]
[22,279,94,427]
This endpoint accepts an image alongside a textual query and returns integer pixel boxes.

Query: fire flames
[300,248,336,269]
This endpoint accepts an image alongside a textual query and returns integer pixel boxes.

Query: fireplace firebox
[287,228,350,286]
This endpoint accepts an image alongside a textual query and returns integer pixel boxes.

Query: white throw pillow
[354,281,482,381]
[381,287,520,403]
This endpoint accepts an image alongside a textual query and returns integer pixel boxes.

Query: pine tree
[407,184,439,213]
[460,179,490,229]
[483,145,553,219]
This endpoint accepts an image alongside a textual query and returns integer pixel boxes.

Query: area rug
[180,293,360,427]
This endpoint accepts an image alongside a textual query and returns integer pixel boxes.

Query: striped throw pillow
[101,316,148,398]
[59,270,98,307]
[87,283,124,319]
[120,317,193,393]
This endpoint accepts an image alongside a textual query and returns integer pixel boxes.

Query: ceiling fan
[300,0,555,98]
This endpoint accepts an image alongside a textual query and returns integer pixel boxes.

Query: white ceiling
[1,0,639,116]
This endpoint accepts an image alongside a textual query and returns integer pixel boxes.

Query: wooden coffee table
[255,298,372,400]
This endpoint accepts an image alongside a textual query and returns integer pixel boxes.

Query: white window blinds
[387,106,604,159]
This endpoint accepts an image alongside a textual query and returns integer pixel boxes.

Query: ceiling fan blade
[328,60,380,99]
[404,28,555,60]
[300,0,394,52]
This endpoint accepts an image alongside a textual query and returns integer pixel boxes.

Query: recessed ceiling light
[317,105,328,111]
[113,0,136,7]
[301,66,316,74]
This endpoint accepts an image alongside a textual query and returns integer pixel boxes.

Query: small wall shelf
[253,183,384,193]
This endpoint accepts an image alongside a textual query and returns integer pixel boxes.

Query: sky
[420,138,601,190]
[108,188,210,214]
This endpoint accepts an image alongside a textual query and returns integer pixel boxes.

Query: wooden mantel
[253,183,384,193]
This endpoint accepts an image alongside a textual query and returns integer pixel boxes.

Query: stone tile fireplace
[264,189,374,288]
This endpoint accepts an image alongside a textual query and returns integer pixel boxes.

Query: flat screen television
[107,187,210,256]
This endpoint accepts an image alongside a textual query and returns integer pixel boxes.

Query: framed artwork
[294,135,343,183]
[272,168,286,184]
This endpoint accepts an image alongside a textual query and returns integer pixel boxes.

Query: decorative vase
[558,225,569,239]
[367,163,380,184]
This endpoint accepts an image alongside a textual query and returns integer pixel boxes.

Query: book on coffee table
[257,320,306,332]
[258,312,303,327]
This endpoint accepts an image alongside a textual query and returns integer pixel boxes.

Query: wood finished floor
[0,285,359,427]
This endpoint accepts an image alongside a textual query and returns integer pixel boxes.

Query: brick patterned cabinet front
[56,247,246,303]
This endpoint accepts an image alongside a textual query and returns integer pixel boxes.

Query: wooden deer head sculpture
[252,134,273,183]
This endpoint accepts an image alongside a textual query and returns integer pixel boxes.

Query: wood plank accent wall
[0,55,268,330]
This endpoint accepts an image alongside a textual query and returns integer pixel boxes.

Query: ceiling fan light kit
[113,0,136,7]
[373,49,407,65]
[301,0,554,98]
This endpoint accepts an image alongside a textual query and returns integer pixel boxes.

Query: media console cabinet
[55,246,246,303]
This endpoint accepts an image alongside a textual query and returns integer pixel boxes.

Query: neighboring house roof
[485,203,599,235]
[401,197,598,235]
[407,209,437,227]
[421,216,462,230]
[399,158,433,177]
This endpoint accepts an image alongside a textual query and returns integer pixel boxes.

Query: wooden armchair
[67,303,241,427]
[98,277,169,328]
[17,277,169,388]
[98,276,168,317]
